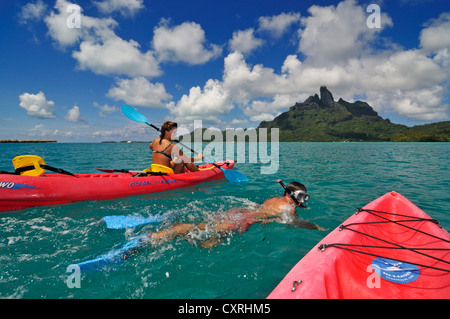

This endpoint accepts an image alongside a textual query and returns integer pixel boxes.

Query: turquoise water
[0,142,449,298]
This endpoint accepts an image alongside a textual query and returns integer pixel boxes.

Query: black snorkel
[277,179,308,208]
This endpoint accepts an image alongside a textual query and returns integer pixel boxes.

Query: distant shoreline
[101,141,148,143]
[1,139,447,143]
[0,139,57,143]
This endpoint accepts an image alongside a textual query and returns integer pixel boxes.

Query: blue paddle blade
[221,168,249,182]
[77,234,149,272]
[121,105,150,124]
[203,157,249,183]
[103,215,166,229]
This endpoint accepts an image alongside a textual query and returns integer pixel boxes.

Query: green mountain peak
[258,87,449,142]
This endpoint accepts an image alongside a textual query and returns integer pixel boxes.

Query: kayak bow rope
[121,105,249,183]
[320,208,450,273]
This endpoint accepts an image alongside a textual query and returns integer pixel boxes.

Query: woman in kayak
[145,181,324,248]
[149,121,203,174]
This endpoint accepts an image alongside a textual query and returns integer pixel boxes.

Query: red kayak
[0,160,234,212]
[268,191,450,299]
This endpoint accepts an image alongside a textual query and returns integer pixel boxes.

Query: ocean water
[0,142,449,298]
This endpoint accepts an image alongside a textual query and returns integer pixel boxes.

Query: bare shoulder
[262,197,279,206]
[154,138,172,151]
[256,197,287,216]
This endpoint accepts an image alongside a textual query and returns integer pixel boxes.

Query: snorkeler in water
[143,180,324,249]
[76,180,324,272]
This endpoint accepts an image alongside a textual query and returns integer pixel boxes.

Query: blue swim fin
[76,234,149,272]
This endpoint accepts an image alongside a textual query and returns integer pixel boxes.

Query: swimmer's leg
[199,236,221,249]
[148,223,207,244]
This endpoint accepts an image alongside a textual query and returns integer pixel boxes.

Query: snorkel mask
[277,179,310,208]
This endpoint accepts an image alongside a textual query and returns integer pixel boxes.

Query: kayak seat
[12,155,46,176]
[145,163,215,174]
[148,164,174,174]
[198,165,215,171]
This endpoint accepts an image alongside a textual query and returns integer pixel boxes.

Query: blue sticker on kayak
[0,181,38,190]
[371,258,420,284]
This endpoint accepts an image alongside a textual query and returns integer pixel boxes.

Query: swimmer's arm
[249,204,289,223]
[291,218,326,231]
[254,215,278,224]
[250,210,283,224]
[250,212,276,223]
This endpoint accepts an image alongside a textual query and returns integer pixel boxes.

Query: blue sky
[0,0,449,142]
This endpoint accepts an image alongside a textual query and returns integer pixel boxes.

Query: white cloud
[248,112,278,122]
[227,1,447,122]
[45,0,161,78]
[395,89,449,121]
[32,124,45,130]
[229,29,263,55]
[19,91,56,119]
[281,54,302,74]
[258,12,301,38]
[360,50,446,91]
[173,4,449,124]
[153,20,222,65]
[45,4,220,76]
[72,37,161,77]
[94,0,144,17]
[45,0,118,47]
[229,118,248,125]
[163,13,303,123]
[93,102,119,117]
[223,52,297,103]
[35,0,450,124]
[298,0,393,66]
[221,13,448,122]
[45,4,81,47]
[18,0,47,24]
[243,95,301,121]
[433,48,450,69]
[167,79,233,123]
[107,77,172,108]
[366,86,449,121]
[64,105,86,122]
[420,12,450,54]
[165,52,306,123]
[26,122,153,142]
[420,12,450,75]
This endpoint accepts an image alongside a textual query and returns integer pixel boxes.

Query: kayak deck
[0,160,235,212]
[268,191,450,299]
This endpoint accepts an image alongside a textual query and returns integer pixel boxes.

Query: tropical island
[185,87,449,142]
[0,139,57,143]
[257,86,449,142]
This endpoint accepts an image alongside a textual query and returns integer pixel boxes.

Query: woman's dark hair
[159,121,177,144]
[285,181,306,194]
